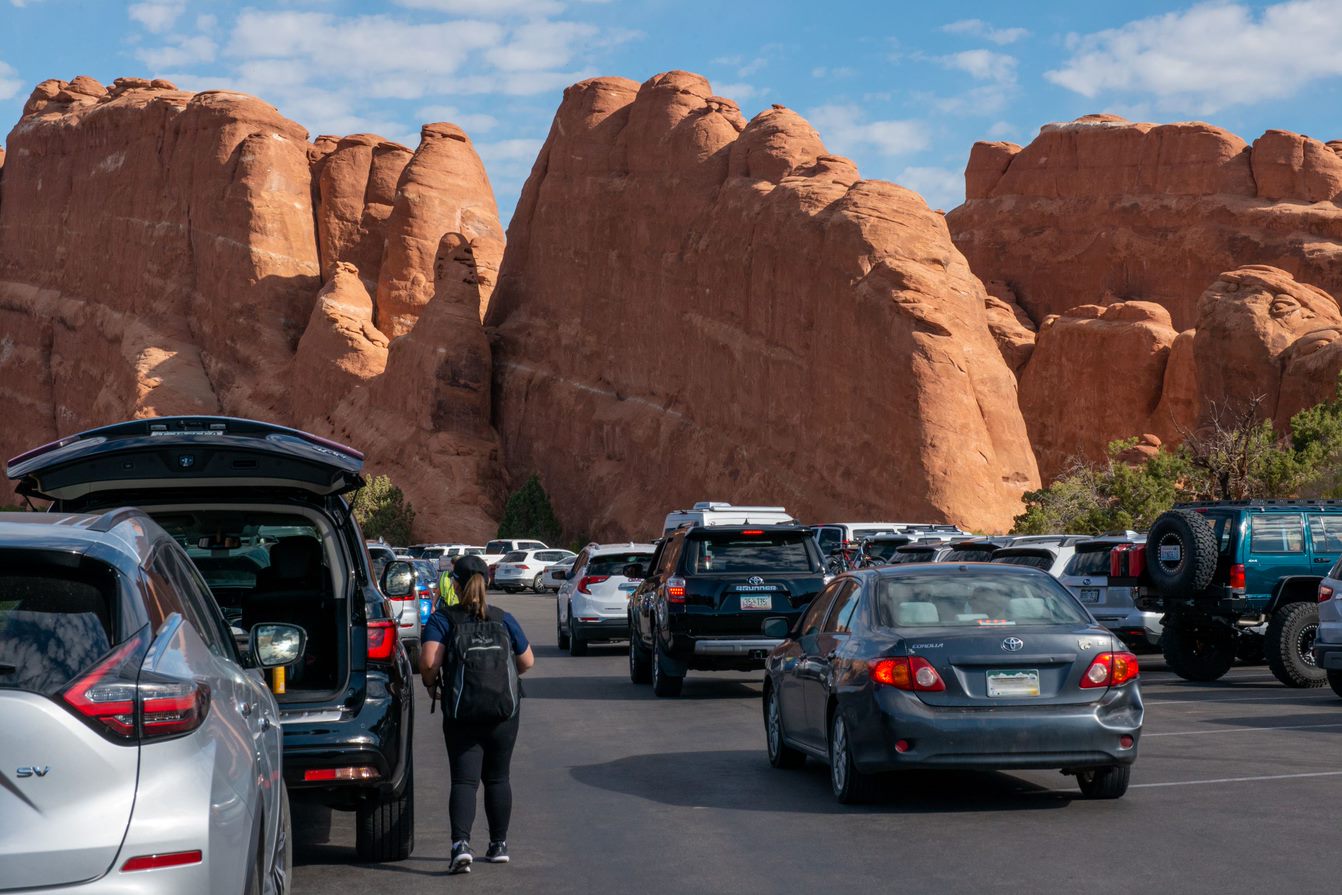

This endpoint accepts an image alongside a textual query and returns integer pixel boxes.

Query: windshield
[1064,550,1114,577]
[942,547,998,563]
[685,533,818,574]
[852,527,898,540]
[875,572,1090,628]
[485,540,509,555]
[890,549,937,564]
[589,552,654,577]
[992,553,1054,571]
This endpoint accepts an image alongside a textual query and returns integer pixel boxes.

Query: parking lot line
[1144,721,1342,737]
[1131,770,1342,788]
[1144,691,1338,706]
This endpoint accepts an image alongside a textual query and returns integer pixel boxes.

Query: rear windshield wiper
[0,663,16,674]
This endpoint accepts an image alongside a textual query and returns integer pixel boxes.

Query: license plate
[986,669,1040,698]
[740,596,773,610]
[1159,545,1181,562]
[619,583,638,593]
[1079,588,1101,603]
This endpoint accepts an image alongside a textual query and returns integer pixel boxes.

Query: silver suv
[0,509,301,893]
[1314,556,1342,697]
[557,543,656,655]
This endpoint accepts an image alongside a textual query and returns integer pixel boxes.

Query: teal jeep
[1132,500,1342,686]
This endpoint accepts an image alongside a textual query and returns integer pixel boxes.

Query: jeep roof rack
[1174,499,1342,509]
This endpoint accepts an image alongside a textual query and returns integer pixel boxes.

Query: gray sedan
[763,564,1143,803]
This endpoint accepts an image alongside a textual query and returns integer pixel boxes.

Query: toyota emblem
[1001,637,1024,652]
[747,576,765,586]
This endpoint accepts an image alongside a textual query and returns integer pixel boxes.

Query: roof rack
[88,506,147,533]
[1174,499,1342,509]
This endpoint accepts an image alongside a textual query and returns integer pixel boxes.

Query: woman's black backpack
[442,606,519,722]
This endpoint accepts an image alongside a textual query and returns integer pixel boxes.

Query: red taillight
[303,766,381,782]
[61,630,147,739]
[367,619,398,662]
[869,656,945,691]
[121,850,203,872]
[1229,564,1246,591]
[1081,651,1140,689]
[578,575,610,595]
[743,529,765,536]
[1320,584,1335,603]
[666,577,687,603]
[138,675,211,738]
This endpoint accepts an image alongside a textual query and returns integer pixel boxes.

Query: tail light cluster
[367,618,399,662]
[1321,583,1336,603]
[666,577,687,604]
[1229,564,1246,592]
[1081,651,1140,688]
[60,629,210,742]
[870,656,945,692]
[578,575,610,594]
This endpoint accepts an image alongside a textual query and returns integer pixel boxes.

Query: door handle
[1315,557,1331,563]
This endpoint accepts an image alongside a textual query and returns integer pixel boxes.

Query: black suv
[7,416,416,861]
[627,524,825,696]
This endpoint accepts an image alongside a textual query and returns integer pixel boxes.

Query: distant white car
[541,556,577,592]
[662,502,795,536]
[419,543,485,562]
[483,538,549,568]
[494,548,576,593]
[557,543,656,655]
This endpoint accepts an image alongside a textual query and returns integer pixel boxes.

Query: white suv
[483,538,548,568]
[556,543,656,656]
[493,548,576,593]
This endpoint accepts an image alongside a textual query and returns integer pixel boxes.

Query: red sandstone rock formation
[947,115,1342,331]
[488,71,1039,538]
[0,76,505,537]
[1018,301,1178,479]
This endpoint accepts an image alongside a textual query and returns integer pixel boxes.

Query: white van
[662,501,796,535]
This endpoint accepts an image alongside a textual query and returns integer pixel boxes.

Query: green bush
[1013,375,1342,535]
[352,475,416,545]
[497,474,563,545]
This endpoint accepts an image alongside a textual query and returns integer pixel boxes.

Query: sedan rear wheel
[1076,764,1130,799]
[532,573,545,594]
[765,686,805,769]
[829,713,871,804]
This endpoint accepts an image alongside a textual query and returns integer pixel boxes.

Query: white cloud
[807,104,928,157]
[897,165,964,211]
[1046,0,1342,112]
[136,35,218,70]
[393,0,566,15]
[477,137,544,163]
[937,49,1017,84]
[129,1,186,33]
[811,66,856,79]
[417,104,500,133]
[712,82,757,101]
[986,120,1015,139]
[484,20,597,72]
[196,13,217,31]
[941,19,1029,45]
[0,59,20,101]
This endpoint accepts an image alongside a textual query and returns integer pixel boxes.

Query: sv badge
[16,766,51,778]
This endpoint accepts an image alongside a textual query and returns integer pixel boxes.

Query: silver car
[1313,555,1342,697]
[1058,536,1158,651]
[0,510,301,893]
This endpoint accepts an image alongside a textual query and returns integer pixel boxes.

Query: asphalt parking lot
[293,593,1342,894]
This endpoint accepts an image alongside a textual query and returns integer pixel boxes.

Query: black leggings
[443,710,520,843]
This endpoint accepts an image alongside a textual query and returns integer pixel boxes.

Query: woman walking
[420,554,535,873]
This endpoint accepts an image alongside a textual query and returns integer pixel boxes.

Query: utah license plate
[740,596,773,610]
[1079,588,1101,603]
[986,669,1041,698]
[1159,545,1181,562]
[619,583,638,593]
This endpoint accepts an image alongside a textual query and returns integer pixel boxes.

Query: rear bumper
[494,570,538,587]
[847,685,1143,773]
[571,616,629,641]
[1313,638,1342,670]
[693,638,784,657]
[665,632,781,671]
[1092,608,1163,648]
[16,865,216,895]
[280,683,409,807]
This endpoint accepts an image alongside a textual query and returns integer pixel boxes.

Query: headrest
[896,602,939,626]
[1008,597,1047,620]
[269,536,322,580]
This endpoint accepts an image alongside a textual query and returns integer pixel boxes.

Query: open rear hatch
[8,416,365,507]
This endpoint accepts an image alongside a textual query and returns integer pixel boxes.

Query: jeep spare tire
[1146,509,1218,593]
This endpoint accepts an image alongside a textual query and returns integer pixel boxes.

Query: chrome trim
[693,638,784,656]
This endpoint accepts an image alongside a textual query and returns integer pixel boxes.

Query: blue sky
[3,0,1342,224]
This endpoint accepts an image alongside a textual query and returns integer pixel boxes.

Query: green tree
[352,475,416,545]
[497,474,563,545]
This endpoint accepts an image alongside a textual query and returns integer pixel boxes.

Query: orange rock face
[1018,302,1178,479]
[488,71,1039,539]
[948,116,1342,331]
[0,76,505,537]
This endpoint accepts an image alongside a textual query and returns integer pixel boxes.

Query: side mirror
[762,617,790,639]
[250,623,307,669]
[623,563,646,580]
[381,560,415,597]
[552,569,568,581]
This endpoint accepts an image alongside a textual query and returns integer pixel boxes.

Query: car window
[501,551,527,562]
[163,546,241,660]
[1308,515,1342,555]
[485,540,508,554]
[684,532,818,574]
[0,553,122,696]
[942,547,998,563]
[816,527,841,555]
[991,553,1055,571]
[658,537,684,578]
[852,528,897,541]
[520,541,547,550]
[823,582,861,633]
[874,572,1090,628]
[1064,550,1113,577]
[800,581,843,637]
[1250,514,1305,554]
[150,548,229,658]
[588,552,654,577]
[890,548,937,564]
